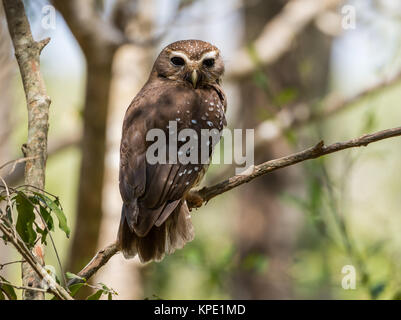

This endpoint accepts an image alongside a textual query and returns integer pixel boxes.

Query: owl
[118,40,227,262]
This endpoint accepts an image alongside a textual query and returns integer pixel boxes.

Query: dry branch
[73,125,401,283]
[227,0,343,80]
[188,126,401,206]
[2,0,51,300]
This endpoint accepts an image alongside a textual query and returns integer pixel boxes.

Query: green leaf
[5,205,13,224]
[0,276,17,300]
[38,201,54,232]
[87,289,103,300]
[0,290,5,300]
[35,193,70,238]
[35,206,53,245]
[69,283,85,297]
[14,193,37,248]
[66,272,85,282]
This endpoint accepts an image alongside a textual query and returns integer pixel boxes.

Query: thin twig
[0,156,38,173]
[0,280,48,293]
[0,260,25,270]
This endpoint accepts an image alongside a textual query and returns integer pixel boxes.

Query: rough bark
[2,0,51,300]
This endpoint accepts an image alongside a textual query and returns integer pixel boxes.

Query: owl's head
[153,40,224,89]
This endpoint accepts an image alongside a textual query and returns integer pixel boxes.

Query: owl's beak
[191,70,199,88]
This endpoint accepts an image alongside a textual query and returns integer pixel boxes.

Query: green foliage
[0,188,71,249]
[86,290,103,300]
[65,272,117,300]
[36,193,70,238]
[14,193,36,248]
[0,276,17,300]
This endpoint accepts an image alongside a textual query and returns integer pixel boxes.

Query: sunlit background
[1,0,401,299]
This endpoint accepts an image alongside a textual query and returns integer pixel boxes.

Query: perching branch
[73,125,401,284]
[226,0,343,80]
[67,242,120,287]
[2,0,51,300]
[188,126,401,206]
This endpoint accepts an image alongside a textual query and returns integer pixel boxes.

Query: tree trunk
[94,0,155,298]
[232,0,331,299]
[2,0,52,300]
[52,1,120,276]
[67,51,116,274]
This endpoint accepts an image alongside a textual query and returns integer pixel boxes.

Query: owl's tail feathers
[118,201,194,263]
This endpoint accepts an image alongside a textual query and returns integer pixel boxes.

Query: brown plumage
[118,40,227,262]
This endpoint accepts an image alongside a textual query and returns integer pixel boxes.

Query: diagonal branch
[72,125,401,284]
[226,0,343,80]
[52,0,124,49]
[188,126,401,206]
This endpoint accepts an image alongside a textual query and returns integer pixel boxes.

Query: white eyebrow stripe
[200,50,218,61]
[170,51,191,63]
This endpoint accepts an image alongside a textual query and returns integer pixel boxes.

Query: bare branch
[52,0,124,49]
[188,126,401,207]
[0,260,25,270]
[226,0,343,80]
[0,156,38,174]
[67,242,120,286]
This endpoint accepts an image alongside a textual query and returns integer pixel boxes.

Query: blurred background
[1,0,401,299]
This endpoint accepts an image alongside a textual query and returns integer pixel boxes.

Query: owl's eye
[171,57,186,66]
[203,58,215,68]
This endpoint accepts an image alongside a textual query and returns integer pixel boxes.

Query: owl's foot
[186,191,204,210]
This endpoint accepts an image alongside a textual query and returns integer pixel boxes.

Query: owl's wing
[119,83,204,238]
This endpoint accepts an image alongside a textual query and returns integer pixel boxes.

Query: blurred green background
[1,0,401,300]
